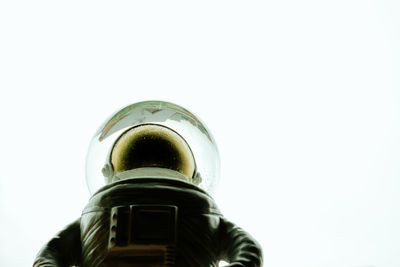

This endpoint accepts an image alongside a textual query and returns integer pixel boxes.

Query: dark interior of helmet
[110,125,192,177]
[117,134,182,171]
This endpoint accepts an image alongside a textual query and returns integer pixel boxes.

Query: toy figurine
[34,101,263,267]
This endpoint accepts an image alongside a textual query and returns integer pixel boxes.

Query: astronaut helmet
[85,100,220,195]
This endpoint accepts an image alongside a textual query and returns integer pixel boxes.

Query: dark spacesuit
[33,101,263,267]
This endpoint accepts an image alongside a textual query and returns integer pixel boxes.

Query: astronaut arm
[218,217,263,267]
[33,219,81,267]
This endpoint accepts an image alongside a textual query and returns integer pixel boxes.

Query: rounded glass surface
[86,101,220,195]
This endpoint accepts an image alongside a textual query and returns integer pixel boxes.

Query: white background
[1,1,400,266]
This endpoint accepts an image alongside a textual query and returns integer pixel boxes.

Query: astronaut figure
[34,101,263,267]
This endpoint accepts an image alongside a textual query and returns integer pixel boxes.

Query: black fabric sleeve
[33,219,82,267]
[218,217,263,267]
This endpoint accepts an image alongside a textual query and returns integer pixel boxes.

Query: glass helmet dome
[85,101,220,195]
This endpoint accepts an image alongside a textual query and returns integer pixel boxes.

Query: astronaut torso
[80,178,223,267]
